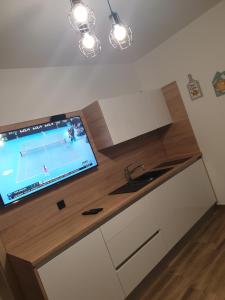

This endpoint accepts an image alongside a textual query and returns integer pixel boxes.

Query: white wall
[0,64,140,125]
[135,0,225,204]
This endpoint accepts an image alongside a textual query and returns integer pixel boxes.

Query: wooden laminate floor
[128,206,225,300]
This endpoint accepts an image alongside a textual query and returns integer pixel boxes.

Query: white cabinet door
[38,230,124,300]
[98,90,172,145]
[101,193,160,268]
[117,231,166,297]
[149,159,216,251]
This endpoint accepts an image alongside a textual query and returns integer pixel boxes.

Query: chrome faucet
[124,162,145,182]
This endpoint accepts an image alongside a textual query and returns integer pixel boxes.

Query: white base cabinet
[149,159,216,252]
[117,231,166,297]
[38,230,124,300]
[37,159,216,300]
[100,192,161,269]
[101,159,216,297]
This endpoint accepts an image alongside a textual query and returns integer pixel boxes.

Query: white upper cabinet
[83,90,172,150]
[98,90,172,146]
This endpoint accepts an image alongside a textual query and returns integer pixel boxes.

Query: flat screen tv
[0,116,98,207]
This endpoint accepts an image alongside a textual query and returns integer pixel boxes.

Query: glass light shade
[69,1,95,31]
[79,32,101,58]
[72,3,88,23]
[109,23,132,50]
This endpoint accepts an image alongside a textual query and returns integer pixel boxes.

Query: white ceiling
[0,0,222,68]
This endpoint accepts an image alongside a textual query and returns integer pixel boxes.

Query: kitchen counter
[7,154,201,267]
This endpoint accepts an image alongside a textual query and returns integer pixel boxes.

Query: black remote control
[82,208,103,215]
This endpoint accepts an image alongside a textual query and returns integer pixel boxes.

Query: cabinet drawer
[117,231,166,297]
[38,230,124,300]
[101,194,159,268]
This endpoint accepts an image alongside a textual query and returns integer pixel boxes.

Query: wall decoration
[187,74,203,100]
[212,71,225,97]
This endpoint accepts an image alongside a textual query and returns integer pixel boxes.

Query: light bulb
[72,3,89,23]
[113,24,127,42]
[82,33,96,49]
[79,32,101,58]
[68,1,95,31]
[109,22,132,50]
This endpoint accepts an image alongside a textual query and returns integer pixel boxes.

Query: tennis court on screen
[16,130,85,183]
[0,125,96,205]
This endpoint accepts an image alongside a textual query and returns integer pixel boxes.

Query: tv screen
[0,116,98,207]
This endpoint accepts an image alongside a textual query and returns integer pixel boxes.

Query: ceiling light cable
[106,0,133,50]
[110,22,132,49]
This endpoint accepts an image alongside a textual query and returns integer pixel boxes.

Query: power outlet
[57,200,66,210]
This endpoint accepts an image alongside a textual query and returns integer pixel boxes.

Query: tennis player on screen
[43,164,48,173]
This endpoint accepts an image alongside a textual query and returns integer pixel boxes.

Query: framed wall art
[187,74,203,100]
[212,71,225,97]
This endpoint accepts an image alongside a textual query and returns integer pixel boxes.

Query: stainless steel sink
[109,168,172,195]
[134,168,172,182]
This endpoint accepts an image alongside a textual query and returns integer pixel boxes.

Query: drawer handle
[116,229,161,270]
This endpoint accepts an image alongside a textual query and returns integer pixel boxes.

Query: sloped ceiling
[0,0,222,68]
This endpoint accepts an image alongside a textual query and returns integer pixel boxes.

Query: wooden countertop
[7,154,201,267]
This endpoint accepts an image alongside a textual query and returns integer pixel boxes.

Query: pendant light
[107,0,132,50]
[69,1,101,58]
[69,0,95,31]
[68,0,133,58]
[79,27,101,58]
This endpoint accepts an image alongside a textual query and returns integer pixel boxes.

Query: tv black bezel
[0,115,98,209]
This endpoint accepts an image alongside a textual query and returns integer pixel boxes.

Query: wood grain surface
[161,81,200,159]
[83,101,114,150]
[7,154,200,266]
